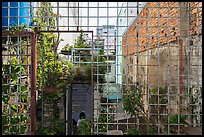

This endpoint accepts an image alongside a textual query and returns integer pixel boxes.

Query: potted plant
[61,44,72,55]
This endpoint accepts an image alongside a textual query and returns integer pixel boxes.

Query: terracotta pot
[44,87,56,93]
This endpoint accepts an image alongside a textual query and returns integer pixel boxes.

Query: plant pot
[44,87,57,93]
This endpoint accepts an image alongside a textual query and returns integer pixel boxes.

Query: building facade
[96,25,116,56]
[116,2,147,84]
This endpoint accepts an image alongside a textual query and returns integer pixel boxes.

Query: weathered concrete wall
[188,35,202,87]
[122,35,202,114]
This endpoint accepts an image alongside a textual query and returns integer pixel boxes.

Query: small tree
[122,84,152,134]
[32,2,64,93]
[123,85,145,127]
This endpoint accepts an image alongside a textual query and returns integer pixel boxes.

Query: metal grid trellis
[2,2,202,135]
[2,31,37,135]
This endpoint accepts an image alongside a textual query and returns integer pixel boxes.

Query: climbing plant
[97,109,113,133]
[2,56,29,135]
[123,85,145,117]
[2,23,34,135]
[32,2,65,94]
[31,2,73,135]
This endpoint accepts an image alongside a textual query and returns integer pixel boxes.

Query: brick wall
[122,2,202,56]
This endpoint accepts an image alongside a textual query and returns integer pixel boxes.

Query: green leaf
[2,116,9,126]
[2,96,9,104]
[2,85,9,94]
[21,115,28,122]
[2,65,10,74]
[11,76,18,84]
[21,86,27,93]
[21,95,27,103]
[169,114,188,125]
[11,105,17,111]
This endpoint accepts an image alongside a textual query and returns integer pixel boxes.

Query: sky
[50,2,124,51]
[52,2,123,32]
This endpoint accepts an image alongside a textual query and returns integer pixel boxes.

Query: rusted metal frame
[30,32,37,135]
[2,30,34,36]
[2,31,37,135]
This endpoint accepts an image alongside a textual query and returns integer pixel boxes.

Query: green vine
[2,57,29,135]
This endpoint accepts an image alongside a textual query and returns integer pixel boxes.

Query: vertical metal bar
[95,2,99,133]
[136,2,140,130]
[87,2,89,31]
[30,32,37,135]
[146,2,150,133]
[167,2,171,134]
[8,2,10,30]
[78,2,79,30]
[57,2,59,31]
[91,31,94,133]
[18,2,20,28]
[116,2,119,131]
[41,32,45,128]
[157,3,161,134]
[65,85,68,135]
[186,2,191,127]
[68,84,72,135]
[18,35,21,134]
[68,2,69,31]
[106,3,109,133]
[196,3,202,127]
[125,2,129,131]
[26,34,30,134]
[8,34,11,134]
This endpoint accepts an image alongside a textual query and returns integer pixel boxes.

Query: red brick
[122,2,202,56]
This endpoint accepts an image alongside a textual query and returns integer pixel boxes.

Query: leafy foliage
[63,31,107,83]
[78,119,92,135]
[37,118,65,135]
[30,3,71,135]
[97,109,113,133]
[123,85,144,117]
[169,114,188,125]
[149,86,168,116]
[127,128,144,135]
[2,56,29,135]
[32,2,66,92]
